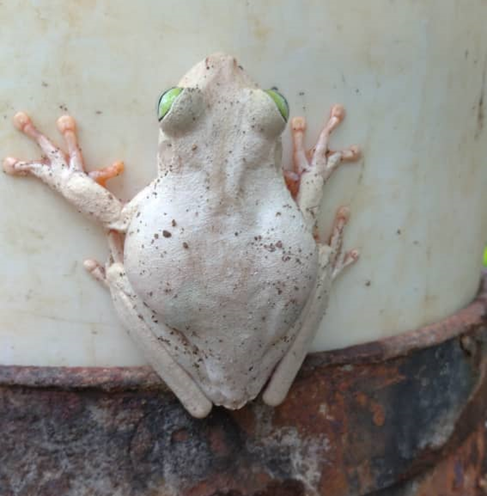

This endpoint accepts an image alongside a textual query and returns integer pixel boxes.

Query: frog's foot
[84,230,125,287]
[4,113,123,184]
[326,206,359,279]
[3,112,67,178]
[3,113,82,175]
[288,106,361,229]
[3,112,124,228]
[292,106,361,181]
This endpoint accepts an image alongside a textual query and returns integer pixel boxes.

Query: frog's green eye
[265,89,289,122]
[157,87,183,121]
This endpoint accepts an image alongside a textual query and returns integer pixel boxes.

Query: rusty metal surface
[0,273,486,496]
[370,423,487,496]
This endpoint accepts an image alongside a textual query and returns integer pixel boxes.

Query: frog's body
[123,57,319,406]
[4,53,360,417]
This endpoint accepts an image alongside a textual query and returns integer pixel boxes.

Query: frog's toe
[326,144,362,163]
[336,206,350,223]
[56,115,76,134]
[84,259,108,287]
[3,157,23,175]
[332,248,359,280]
[189,400,213,419]
[291,116,306,132]
[2,156,45,176]
[13,112,32,132]
[326,206,352,262]
[89,161,125,187]
[349,249,360,261]
[330,104,345,121]
[341,145,362,162]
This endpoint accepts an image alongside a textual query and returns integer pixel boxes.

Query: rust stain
[407,424,486,496]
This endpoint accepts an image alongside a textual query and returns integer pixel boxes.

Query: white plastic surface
[0,0,486,365]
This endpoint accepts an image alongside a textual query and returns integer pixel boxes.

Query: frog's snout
[205,53,237,68]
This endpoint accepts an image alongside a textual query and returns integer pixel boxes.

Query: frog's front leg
[263,207,358,407]
[285,105,361,234]
[3,112,125,229]
[85,233,213,419]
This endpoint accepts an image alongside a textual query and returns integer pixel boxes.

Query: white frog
[3,53,360,418]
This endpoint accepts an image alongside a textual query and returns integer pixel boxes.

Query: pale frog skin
[3,53,360,418]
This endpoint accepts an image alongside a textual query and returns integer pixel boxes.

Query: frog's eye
[264,89,289,122]
[157,87,184,121]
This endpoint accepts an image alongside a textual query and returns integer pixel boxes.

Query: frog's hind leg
[263,207,358,407]
[286,106,361,233]
[85,231,213,419]
[3,112,125,229]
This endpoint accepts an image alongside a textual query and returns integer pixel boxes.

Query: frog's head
[157,53,288,135]
[156,53,289,175]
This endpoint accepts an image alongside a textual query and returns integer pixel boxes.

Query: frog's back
[123,168,317,406]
